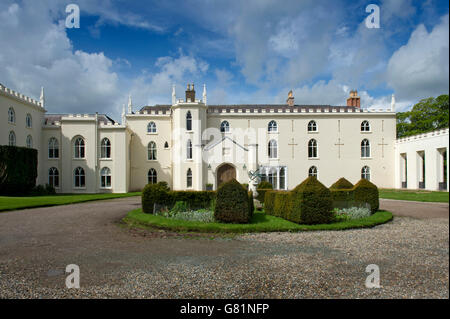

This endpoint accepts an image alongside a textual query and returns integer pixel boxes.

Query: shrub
[289,176,333,224]
[330,177,354,189]
[248,191,255,218]
[353,179,379,213]
[30,184,56,196]
[141,182,171,214]
[256,181,273,204]
[206,183,213,191]
[171,201,189,213]
[0,146,38,195]
[330,189,354,205]
[273,192,292,219]
[241,183,249,190]
[264,190,278,216]
[214,178,251,223]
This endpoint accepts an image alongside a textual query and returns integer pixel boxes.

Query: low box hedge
[264,190,278,216]
[273,191,292,219]
[256,181,273,204]
[0,146,38,195]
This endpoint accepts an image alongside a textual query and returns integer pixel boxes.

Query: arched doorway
[217,163,236,188]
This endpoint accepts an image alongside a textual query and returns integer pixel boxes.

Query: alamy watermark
[365,264,381,288]
[365,4,380,29]
[65,4,80,29]
[65,264,80,288]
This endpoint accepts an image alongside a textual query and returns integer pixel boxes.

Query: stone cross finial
[40,87,45,107]
[128,94,133,114]
[202,84,207,105]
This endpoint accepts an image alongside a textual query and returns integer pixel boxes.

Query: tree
[396,95,449,138]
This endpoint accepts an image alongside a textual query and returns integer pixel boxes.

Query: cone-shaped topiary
[330,177,354,189]
[214,178,251,223]
[353,179,379,213]
[141,181,171,214]
[289,176,333,224]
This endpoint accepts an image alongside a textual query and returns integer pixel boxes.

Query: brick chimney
[185,83,195,102]
[286,90,294,107]
[346,90,360,108]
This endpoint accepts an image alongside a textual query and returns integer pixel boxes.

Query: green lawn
[0,192,141,212]
[379,188,449,203]
[124,209,393,233]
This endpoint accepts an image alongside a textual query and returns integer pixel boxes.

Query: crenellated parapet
[0,83,45,110]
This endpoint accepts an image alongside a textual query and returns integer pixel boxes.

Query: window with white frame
[308,166,318,177]
[268,139,278,159]
[308,120,317,132]
[8,131,16,146]
[361,139,370,157]
[187,168,193,188]
[148,168,157,184]
[361,120,370,132]
[101,138,111,159]
[220,120,230,133]
[74,137,85,158]
[186,111,192,131]
[259,166,287,190]
[148,141,157,160]
[48,167,59,188]
[26,114,32,128]
[186,139,192,159]
[308,139,318,158]
[361,166,371,180]
[74,167,85,188]
[100,167,111,188]
[147,121,157,133]
[26,135,33,148]
[268,120,278,132]
[48,137,59,158]
[8,107,15,124]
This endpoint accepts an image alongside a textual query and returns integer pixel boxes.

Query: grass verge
[379,188,449,203]
[123,209,393,233]
[0,192,141,212]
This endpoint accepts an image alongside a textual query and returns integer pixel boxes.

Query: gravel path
[0,197,448,298]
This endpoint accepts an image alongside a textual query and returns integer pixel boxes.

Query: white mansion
[1,83,448,193]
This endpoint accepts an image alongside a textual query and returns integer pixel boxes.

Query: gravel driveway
[0,197,448,298]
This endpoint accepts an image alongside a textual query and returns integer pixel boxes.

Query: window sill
[147,132,158,135]
[72,158,86,161]
[147,159,158,162]
[269,158,279,161]
[185,159,194,162]
[8,122,16,126]
[100,187,112,190]
[307,131,319,134]
[73,187,86,190]
[308,157,320,160]
[361,157,372,160]
[268,131,279,134]
[186,130,194,134]
[361,131,372,134]
[100,158,113,161]
[48,158,60,160]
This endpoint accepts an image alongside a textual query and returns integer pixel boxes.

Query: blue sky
[0,0,448,121]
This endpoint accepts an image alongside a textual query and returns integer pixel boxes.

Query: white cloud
[0,1,122,119]
[387,14,449,101]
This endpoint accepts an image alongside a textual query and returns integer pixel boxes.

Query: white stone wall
[395,129,449,191]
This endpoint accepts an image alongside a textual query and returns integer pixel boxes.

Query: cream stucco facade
[1,83,448,193]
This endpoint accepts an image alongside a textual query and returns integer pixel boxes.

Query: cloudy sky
[0,0,448,121]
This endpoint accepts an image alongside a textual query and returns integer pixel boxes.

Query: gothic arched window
[361,120,370,132]
[100,167,111,188]
[187,168,193,188]
[148,141,157,160]
[147,121,157,133]
[308,120,317,132]
[220,121,230,133]
[268,120,278,132]
[8,107,15,124]
[268,140,278,159]
[308,139,318,158]
[8,131,16,146]
[187,139,192,159]
[48,137,59,158]
[186,111,192,131]
[308,166,318,177]
[361,139,370,158]
[101,138,111,159]
[74,137,85,159]
[26,113,32,128]
[48,167,59,188]
[361,166,371,181]
[148,168,157,184]
[74,167,85,188]
[26,135,33,148]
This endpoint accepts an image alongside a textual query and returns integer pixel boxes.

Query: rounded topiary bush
[353,179,379,214]
[141,181,171,214]
[214,178,251,223]
[289,176,333,224]
[273,192,292,219]
[330,177,354,189]
[256,181,273,204]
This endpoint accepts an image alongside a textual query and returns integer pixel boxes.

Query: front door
[217,164,236,187]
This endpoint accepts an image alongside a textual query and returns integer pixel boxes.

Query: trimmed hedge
[273,192,292,219]
[0,146,38,195]
[330,177,354,189]
[353,179,379,213]
[330,189,354,205]
[248,191,255,218]
[169,190,216,210]
[264,190,278,216]
[256,181,273,204]
[289,176,334,224]
[214,178,251,223]
[142,182,171,214]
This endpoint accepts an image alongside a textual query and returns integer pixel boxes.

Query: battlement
[0,83,44,109]
[396,128,449,144]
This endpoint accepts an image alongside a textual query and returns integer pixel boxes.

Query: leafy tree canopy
[397,94,449,138]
